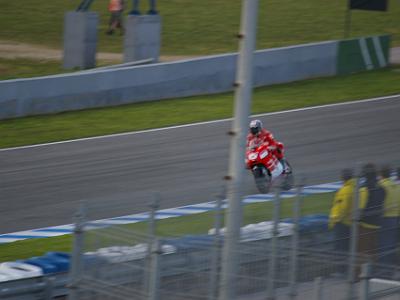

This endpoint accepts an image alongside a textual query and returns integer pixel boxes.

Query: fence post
[289,178,305,299]
[43,276,55,300]
[148,238,161,300]
[145,193,160,295]
[360,263,371,300]
[267,186,281,300]
[209,189,225,300]
[148,193,160,247]
[313,277,323,300]
[347,175,360,300]
[68,202,86,300]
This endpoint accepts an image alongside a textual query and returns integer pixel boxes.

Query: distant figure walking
[107,0,125,35]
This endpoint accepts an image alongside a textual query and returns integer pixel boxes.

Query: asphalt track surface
[1,95,400,234]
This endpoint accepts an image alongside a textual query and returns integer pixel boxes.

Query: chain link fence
[67,162,400,300]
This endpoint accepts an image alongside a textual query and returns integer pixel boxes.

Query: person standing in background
[107,0,125,35]
[329,169,355,253]
[358,163,385,261]
[378,165,400,264]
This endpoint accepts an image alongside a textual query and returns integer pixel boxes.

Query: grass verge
[0,58,119,81]
[1,66,400,149]
[0,192,333,262]
[1,0,399,55]
[0,58,72,81]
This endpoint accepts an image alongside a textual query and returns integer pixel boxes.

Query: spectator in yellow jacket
[378,165,400,264]
[329,169,355,253]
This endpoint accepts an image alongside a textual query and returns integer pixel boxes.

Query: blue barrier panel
[22,257,59,274]
[44,252,70,272]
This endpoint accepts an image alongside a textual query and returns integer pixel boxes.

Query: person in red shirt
[246,119,285,164]
[107,0,125,35]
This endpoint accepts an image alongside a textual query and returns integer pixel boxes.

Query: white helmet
[249,119,263,135]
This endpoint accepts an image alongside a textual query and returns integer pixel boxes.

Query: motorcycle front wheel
[252,165,271,194]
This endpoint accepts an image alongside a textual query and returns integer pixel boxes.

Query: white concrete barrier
[0,41,337,120]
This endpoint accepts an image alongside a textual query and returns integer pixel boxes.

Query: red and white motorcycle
[245,143,293,194]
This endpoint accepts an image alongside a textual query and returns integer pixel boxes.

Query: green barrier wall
[336,35,391,75]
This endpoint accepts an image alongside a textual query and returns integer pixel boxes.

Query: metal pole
[218,0,259,299]
[267,187,281,300]
[148,193,160,243]
[360,263,371,300]
[289,179,305,299]
[148,238,161,300]
[209,190,225,300]
[43,277,55,300]
[344,0,352,38]
[68,203,86,300]
[313,277,323,300]
[145,193,160,295]
[347,175,360,300]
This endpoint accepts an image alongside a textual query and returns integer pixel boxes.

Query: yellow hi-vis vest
[379,178,400,217]
[329,179,355,228]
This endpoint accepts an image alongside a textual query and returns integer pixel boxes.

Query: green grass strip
[0,192,333,262]
[1,66,400,149]
[0,58,116,81]
[1,0,399,55]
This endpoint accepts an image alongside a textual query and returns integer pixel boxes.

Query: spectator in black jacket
[358,163,385,261]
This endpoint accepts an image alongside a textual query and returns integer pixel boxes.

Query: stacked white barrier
[0,262,42,282]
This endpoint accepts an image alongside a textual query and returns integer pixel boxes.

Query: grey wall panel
[253,42,337,87]
[0,41,338,120]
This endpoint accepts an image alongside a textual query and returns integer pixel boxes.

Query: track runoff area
[1,94,399,244]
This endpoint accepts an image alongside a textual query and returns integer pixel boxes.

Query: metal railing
[1,163,400,300]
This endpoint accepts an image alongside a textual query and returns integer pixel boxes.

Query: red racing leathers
[246,128,284,161]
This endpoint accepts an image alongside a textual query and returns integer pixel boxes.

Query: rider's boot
[280,158,289,173]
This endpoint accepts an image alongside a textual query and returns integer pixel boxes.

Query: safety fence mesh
[69,163,400,300]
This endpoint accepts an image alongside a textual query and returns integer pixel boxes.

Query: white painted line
[185,202,218,209]
[154,214,180,220]
[302,189,331,195]
[164,208,210,214]
[33,225,74,232]
[1,94,399,152]
[91,219,138,225]
[372,36,387,67]
[313,183,342,189]
[2,231,58,237]
[280,193,297,198]
[0,238,21,243]
[243,198,272,203]
[359,38,374,70]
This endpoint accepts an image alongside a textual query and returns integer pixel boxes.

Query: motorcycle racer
[246,119,286,168]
